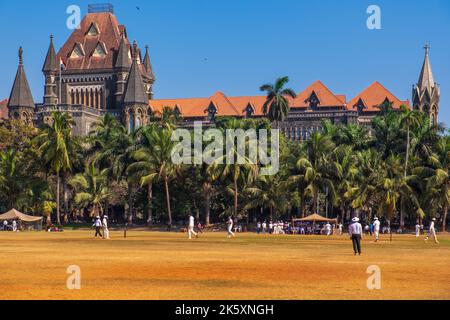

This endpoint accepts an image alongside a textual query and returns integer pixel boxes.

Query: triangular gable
[294,81,345,108]
[348,82,408,112]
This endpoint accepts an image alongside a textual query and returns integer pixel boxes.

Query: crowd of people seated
[255,221,337,235]
[2,220,19,232]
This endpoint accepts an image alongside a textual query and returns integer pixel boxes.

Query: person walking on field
[373,217,381,242]
[415,223,421,238]
[325,223,332,236]
[93,216,103,238]
[102,215,110,239]
[349,217,363,256]
[425,218,439,244]
[188,215,198,240]
[227,216,235,238]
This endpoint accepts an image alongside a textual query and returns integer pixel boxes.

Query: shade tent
[0,209,43,222]
[293,214,337,224]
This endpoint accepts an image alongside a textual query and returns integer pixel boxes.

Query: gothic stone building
[0,7,440,139]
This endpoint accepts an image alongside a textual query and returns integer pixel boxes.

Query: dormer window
[87,23,100,36]
[356,98,366,113]
[70,43,85,59]
[92,42,107,58]
[245,103,255,118]
[207,102,217,121]
[306,91,320,108]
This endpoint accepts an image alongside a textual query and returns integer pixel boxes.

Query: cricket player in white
[227,217,235,238]
[325,223,332,236]
[415,223,421,238]
[338,223,343,235]
[102,215,110,239]
[373,217,381,242]
[188,215,198,240]
[425,218,439,244]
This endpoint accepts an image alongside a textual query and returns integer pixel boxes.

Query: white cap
[432,218,436,221]
[374,217,379,220]
[352,217,360,222]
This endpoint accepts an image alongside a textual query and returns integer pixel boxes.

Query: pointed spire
[417,43,436,90]
[143,45,155,81]
[42,35,58,73]
[8,47,35,109]
[123,41,148,105]
[115,33,131,69]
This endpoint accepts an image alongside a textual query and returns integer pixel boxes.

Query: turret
[412,44,440,126]
[8,47,35,124]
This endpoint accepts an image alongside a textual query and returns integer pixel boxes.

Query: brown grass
[0,230,449,300]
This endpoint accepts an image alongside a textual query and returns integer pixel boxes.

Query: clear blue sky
[0,0,449,125]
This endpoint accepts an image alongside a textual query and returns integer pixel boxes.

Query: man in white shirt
[102,215,110,239]
[373,217,381,242]
[93,216,103,238]
[227,216,235,238]
[188,215,198,240]
[12,220,17,232]
[425,218,439,244]
[415,223,421,238]
[262,222,267,234]
[348,217,363,255]
[325,223,332,236]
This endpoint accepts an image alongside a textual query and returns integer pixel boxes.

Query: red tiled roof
[292,80,346,108]
[348,81,410,112]
[57,12,146,74]
[0,99,8,119]
[149,81,348,117]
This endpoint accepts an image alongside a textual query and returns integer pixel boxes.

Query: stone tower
[123,41,149,132]
[412,44,440,126]
[7,47,35,124]
[42,35,59,106]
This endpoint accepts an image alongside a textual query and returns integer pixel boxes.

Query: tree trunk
[164,177,173,227]
[233,178,238,216]
[204,183,211,226]
[56,173,61,226]
[400,198,405,228]
[313,188,318,214]
[147,183,153,225]
[270,206,274,221]
[62,173,69,224]
[128,183,133,225]
[300,192,306,218]
[405,125,410,178]
[443,204,448,233]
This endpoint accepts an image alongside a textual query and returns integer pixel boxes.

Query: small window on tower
[92,42,107,58]
[87,23,100,36]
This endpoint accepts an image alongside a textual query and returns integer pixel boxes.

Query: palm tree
[208,119,258,217]
[421,137,450,231]
[260,76,297,128]
[140,126,179,228]
[303,132,337,213]
[34,112,77,225]
[245,175,287,221]
[400,105,421,177]
[69,162,110,217]
[127,124,158,225]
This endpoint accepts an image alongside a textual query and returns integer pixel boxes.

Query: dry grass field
[0,230,449,300]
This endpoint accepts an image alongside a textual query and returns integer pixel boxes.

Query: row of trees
[0,78,448,230]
